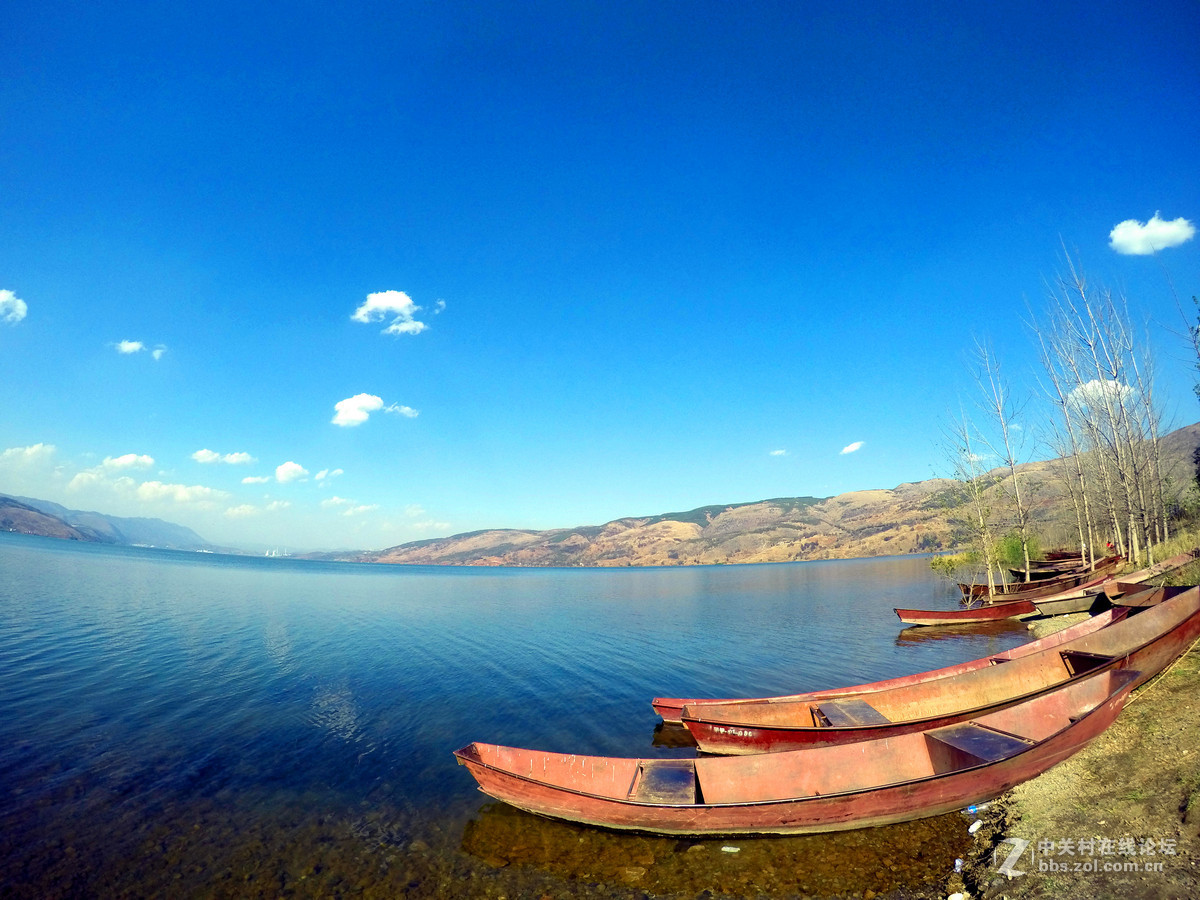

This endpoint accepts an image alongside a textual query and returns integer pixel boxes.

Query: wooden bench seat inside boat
[1059,650,1116,676]
[814,698,891,727]
[927,722,1035,764]
[629,759,698,803]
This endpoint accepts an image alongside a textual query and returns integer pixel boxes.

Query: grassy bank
[951,534,1200,899]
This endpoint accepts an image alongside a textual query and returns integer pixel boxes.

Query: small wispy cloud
[0,289,28,325]
[114,339,168,359]
[135,480,227,505]
[315,468,344,482]
[769,449,787,457]
[332,393,419,426]
[0,442,55,464]
[225,499,291,519]
[102,453,155,470]
[275,461,309,483]
[321,495,377,516]
[193,449,257,465]
[351,290,429,336]
[840,441,864,455]
[1109,212,1195,255]
[242,475,271,484]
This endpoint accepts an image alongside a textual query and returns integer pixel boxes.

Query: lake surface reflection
[0,533,1029,898]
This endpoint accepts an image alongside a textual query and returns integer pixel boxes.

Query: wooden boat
[959,556,1121,599]
[896,598,1038,627]
[454,668,1139,836]
[901,564,1124,627]
[1032,549,1200,617]
[651,607,1129,723]
[1110,583,1196,608]
[685,586,1200,754]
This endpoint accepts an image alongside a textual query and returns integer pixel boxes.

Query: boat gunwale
[683,587,1199,737]
[453,669,1140,813]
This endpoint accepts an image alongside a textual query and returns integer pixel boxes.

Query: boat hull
[652,608,1127,723]
[455,671,1138,835]
[687,586,1200,754]
[895,599,1037,627]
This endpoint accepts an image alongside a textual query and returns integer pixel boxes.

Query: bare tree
[972,340,1034,579]
[942,408,1002,596]
[1040,255,1166,566]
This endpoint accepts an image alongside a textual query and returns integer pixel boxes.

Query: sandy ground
[950,612,1200,900]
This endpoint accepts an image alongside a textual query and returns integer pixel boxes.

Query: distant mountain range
[0,494,217,551]
[8,421,1200,564]
[319,421,1200,567]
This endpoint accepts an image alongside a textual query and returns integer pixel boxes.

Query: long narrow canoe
[900,564,1125,627]
[683,586,1200,755]
[895,598,1038,627]
[1032,549,1200,617]
[651,607,1128,723]
[959,556,1122,599]
[454,669,1139,836]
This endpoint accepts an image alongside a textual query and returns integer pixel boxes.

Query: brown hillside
[350,422,1200,567]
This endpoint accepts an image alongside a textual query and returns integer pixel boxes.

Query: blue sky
[2,1,1198,551]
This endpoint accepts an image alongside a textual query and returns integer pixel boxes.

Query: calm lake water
[0,533,1033,899]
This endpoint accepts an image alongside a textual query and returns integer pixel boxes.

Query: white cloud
[315,468,344,482]
[343,504,379,516]
[135,481,227,505]
[332,393,383,426]
[1,443,55,464]
[225,499,291,519]
[103,453,155,470]
[332,394,419,426]
[769,449,787,457]
[1109,213,1195,255]
[242,475,271,484]
[321,496,352,508]
[840,441,864,455]
[1067,379,1136,415]
[351,290,429,336]
[0,289,28,325]
[275,461,309,483]
[193,449,257,465]
[114,340,166,359]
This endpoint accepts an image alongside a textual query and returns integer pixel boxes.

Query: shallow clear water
[0,533,1030,898]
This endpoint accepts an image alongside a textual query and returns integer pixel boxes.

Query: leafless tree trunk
[1040,254,1166,567]
[973,340,1033,580]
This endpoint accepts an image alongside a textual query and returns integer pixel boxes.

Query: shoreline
[948,612,1200,899]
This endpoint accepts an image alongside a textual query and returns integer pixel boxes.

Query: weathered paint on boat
[684,586,1200,755]
[454,669,1138,835]
[959,556,1121,599]
[903,562,1126,628]
[651,607,1128,723]
[1033,549,1200,616]
[895,598,1038,627]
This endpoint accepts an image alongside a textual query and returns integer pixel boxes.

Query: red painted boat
[1032,549,1200,617]
[958,555,1121,599]
[900,563,1125,628]
[453,668,1139,836]
[683,586,1200,754]
[651,607,1129,723]
[895,598,1038,627]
